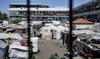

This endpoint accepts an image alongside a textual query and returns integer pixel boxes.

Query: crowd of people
[73,14,100,22]
[31,11,69,16]
[73,2,100,14]
[18,11,69,16]
[10,11,69,21]
[30,17,67,21]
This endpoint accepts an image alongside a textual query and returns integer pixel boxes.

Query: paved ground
[34,39,85,59]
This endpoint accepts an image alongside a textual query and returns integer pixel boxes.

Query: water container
[30,37,38,53]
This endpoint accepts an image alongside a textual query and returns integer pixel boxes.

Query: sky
[0,0,91,16]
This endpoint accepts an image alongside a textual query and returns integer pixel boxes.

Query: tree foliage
[2,13,7,19]
[0,11,3,19]
[0,11,7,20]
[11,19,21,24]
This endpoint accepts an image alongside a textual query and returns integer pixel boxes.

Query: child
[73,45,78,57]
[59,39,63,48]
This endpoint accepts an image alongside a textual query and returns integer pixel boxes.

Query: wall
[75,24,93,29]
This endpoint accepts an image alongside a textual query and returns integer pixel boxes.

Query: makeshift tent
[49,25,57,30]
[41,27,52,40]
[49,25,57,39]
[51,25,69,39]
[41,24,69,40]
[92,23,100,32]
[52,21,60,25]
[9,37,38,53]
[56,25,65,40]
[64,26,69,31]
[52,30,57,39]
[9,49,28,58]
[9,37,38,58]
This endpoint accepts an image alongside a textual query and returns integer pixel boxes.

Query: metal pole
[27,0,32,59]
[69,0,73,59]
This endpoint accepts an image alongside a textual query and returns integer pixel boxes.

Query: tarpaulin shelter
[56,25,65,40]
[0,33,23,45]
[41,26,52,40]
[9,37,38,58]
[92,23,100,32]
[0,33,23,40]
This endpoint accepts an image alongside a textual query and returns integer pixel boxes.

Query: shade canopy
[72,19,93,24]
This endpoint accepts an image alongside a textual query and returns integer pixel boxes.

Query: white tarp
[49,25,57,30]
[48,25,69,40]
[76,24,93,29]
[57,25,65,31]
[88,45,100,50]
[52,21,60,25]
[64,26,69,31]
[73,30,100,35]
[91,34,100,39]
[31,21,41,25]
[9,49,28,58]
[41,24,69,40]
[9,42,28,53]
[9,37,38,53]
[64,23,69,27]
[56,25,65,40]
[18,21,27,25]
[45,23,53,27]
[3,21,8,25]
[92,23,100,32]
[0,33,23,40]
[41,27,52,40]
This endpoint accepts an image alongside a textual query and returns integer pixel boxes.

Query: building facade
[9,3,69,22]
[73,0,100,22]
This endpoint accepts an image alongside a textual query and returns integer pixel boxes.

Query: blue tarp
[0,39,7,50]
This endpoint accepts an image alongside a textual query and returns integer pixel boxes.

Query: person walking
[61,31,65,45]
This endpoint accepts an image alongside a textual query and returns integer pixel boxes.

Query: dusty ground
[34,39,67,59]
[0,38,85,59]
[34,39,84,59]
